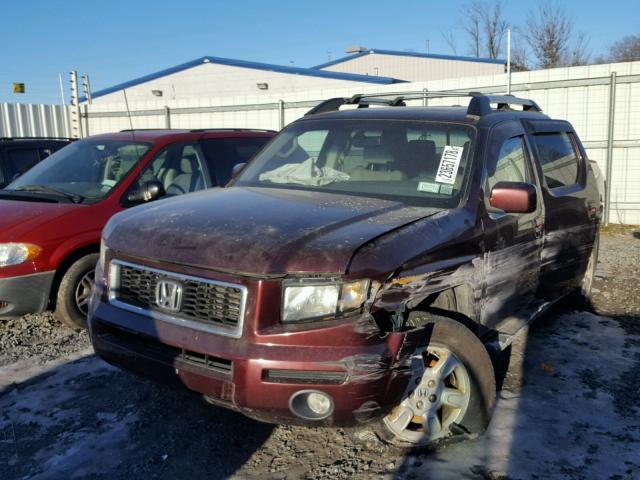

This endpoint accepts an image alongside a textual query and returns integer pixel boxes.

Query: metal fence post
[278,100,285,130]
[69,71,81,139]
[604,71,617,226]
[164,106,171,128]
[83,104,90,137]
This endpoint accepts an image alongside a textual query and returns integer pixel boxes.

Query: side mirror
[126,180,165,205]
[489,181,537,214]
[230,162,246,181]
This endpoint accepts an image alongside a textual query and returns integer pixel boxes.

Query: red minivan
[0,129,274,329]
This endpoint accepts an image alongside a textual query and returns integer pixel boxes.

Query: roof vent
[346,45,368,54]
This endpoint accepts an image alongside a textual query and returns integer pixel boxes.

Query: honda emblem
[155,279,183,312]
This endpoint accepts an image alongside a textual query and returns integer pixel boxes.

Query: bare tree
[460,1,509,58]
[483,1,508,58]
[567,32,591,66]
[607,34,640,62]
[525,2,572,68]
[441,28,459,55]
[463,1,483,57]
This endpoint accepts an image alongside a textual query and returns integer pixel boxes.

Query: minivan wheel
[55,253,99,330]
[378,316,496,448]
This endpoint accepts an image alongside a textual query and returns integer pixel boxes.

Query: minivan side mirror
[489,181,537,214]
[126,180,165,205]
[230,162,246,181]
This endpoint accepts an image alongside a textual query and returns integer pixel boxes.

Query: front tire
[55,253,99,330]
[379,315,496,448]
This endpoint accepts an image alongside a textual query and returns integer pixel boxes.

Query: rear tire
[54,253,99,330]
[377,314,496,448]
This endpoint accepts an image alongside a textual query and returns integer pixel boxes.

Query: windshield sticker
[435,145,464,185]
[417,181,440,193]
[440,184,454,195]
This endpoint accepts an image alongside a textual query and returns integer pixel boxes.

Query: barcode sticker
[435,145,464,185]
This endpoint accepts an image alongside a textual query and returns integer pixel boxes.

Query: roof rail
[189,128,277,133]
[119,128,174,132]
[305,91,542,117]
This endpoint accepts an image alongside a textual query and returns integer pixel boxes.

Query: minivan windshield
[7,139,151,203]
[235,119,475,208]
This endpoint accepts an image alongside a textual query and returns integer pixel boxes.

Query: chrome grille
[109,260,247,337]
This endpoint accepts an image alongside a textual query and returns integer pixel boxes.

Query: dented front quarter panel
[348,206,485,322]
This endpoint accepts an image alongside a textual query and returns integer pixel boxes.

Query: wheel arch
[408,284,481,336]
[48,243,100,310]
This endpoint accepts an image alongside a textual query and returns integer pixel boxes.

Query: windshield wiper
[14,185,84,204]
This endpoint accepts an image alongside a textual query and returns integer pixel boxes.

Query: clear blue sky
[1,0,637,104]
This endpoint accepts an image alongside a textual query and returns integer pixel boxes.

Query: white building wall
[89,62,395,105]
[319,53,505,81]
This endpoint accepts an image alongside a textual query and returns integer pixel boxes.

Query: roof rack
[304,91,542,117]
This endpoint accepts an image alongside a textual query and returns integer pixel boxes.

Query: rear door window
[200,137,271,186]
[531,132,581,189]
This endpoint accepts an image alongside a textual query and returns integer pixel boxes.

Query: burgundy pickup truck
[88,93,600,448]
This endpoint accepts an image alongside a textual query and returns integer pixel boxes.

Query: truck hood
[105,187,442,275]
[0,198,79,240]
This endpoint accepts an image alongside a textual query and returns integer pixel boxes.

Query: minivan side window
[487,136,530,193]
[134,143,208,196]
[532,132,580,189]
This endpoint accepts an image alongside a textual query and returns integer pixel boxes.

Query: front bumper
[0,271,55,318]
[88,298,422,426]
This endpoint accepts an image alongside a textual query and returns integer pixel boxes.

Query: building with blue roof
[86,49,504,104]
[86,55,405,104]
[314,47,505,83]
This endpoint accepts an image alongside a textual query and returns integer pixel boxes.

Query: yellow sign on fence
[13,83,25,93]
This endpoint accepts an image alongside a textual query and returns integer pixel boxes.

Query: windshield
[235,119,475,208]
[7,139,151,203]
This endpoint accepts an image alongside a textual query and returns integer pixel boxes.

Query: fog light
[289,390,334,420]
[307,392,331,415]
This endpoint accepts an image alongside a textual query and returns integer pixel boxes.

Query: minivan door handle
[534,219,545,238]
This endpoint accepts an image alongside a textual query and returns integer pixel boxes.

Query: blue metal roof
[86,56,405,101]
[313,49,506,69]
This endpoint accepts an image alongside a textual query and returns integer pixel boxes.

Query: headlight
[0,243,42,267]
[282,280,370,323]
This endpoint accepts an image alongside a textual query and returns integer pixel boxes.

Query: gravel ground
[1,225,639,479]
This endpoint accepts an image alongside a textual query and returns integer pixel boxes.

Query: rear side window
[532,132,580,189]
[201,137,271,186]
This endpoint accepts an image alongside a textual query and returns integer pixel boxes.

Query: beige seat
[349,147,408,181]
[166,156,204,195]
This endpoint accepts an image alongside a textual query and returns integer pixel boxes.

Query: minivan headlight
[0,243,42,267]
[282,280,370,323]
